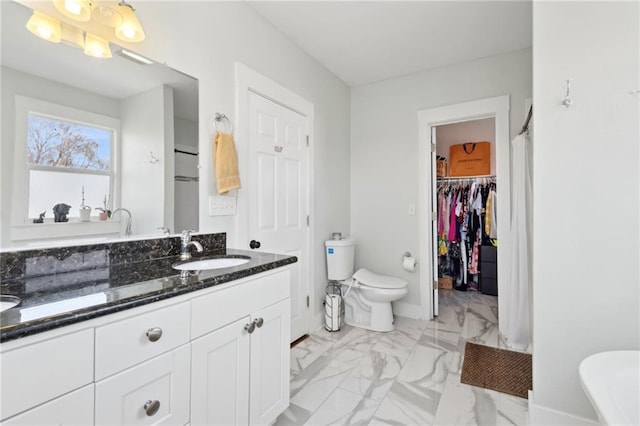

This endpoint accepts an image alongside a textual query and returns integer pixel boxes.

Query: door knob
[249,240,261,249]
[244,321,256,334]
[254,318,264,328]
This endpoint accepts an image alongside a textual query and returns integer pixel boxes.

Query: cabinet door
[191,316,251,426]
[249,299,290,425]
[2,384,94,426]
[95,344,191,426]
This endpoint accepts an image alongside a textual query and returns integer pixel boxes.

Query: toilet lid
[352,268,408,289]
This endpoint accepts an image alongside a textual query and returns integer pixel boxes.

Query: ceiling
[248,1,533,87]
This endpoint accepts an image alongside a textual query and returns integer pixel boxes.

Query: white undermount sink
[172,257,250,271]
[579,350,640,425]
[0,295,21,312]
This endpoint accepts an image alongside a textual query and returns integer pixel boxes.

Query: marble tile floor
[275,289,529,426]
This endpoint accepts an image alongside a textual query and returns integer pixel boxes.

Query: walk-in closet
[433,118,499,300]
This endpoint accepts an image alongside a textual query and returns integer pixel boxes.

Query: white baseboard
[392,301,428,320]
[528,392,599,426]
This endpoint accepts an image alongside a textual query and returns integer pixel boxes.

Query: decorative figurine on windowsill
[53,203,71,222]
[33,211,46,224]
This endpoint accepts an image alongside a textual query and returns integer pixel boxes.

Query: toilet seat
[353,268,407,289]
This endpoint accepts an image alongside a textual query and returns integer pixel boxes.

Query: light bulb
[115,2,145,42]
[26,11,61,43]
[84,33,112,58]
[53,0,91,22]
[64,0,82,16]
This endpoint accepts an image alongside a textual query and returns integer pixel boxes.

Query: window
[11,95,120,241]
[26,114,113,218]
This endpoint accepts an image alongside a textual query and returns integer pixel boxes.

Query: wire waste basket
[324,282,343,331]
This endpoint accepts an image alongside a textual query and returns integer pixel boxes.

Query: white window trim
[11,95,121,242]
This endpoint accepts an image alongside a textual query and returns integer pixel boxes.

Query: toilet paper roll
[403,256,417,272]
[325,294,341,331]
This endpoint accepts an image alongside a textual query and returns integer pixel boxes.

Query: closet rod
[437,174,495,181]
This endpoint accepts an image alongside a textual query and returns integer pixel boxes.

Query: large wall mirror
[1,1,199,248]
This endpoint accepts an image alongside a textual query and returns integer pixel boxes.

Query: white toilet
[325,237,408,332]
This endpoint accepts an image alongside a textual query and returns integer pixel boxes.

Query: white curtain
[504,132,533,351]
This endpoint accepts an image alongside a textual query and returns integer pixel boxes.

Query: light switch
[209,195,237,216]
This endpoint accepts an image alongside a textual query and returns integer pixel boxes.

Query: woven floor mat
[460,341,532,399]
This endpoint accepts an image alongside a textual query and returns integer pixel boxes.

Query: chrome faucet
[180,230,203,260]
[111,208,132,236]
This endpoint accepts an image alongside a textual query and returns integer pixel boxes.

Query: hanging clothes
[503,133,532,350]
[436,177,497,291]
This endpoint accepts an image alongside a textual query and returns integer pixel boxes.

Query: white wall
[120,85,174,235]
[108,2,351,318]
[531,2,639,423]
[350,48,531,308]
[436,118,496,176]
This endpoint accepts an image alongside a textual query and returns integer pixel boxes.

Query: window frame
[11,95,121,241]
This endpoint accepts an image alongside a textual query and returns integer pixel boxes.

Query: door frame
[417,95,510,321]
[235,62,314,338]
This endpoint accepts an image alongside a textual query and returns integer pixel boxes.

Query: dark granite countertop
[0,246,297,343]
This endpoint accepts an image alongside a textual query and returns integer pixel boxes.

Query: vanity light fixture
[118,48,153,65]
[92,3,123,27]
[26,11,62,42]
[52,0,92,23]
[60,22,85,49]
[84,33,112,58]
[115,1,145,43]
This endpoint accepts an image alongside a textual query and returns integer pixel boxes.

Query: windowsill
[11,220,122,242]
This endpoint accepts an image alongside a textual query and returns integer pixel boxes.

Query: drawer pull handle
[244,322,255,334]
[255,318,264,328]
[146,327,163,342]
[144,400,161,416]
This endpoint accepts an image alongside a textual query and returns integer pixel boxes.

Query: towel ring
[214,113,233,135]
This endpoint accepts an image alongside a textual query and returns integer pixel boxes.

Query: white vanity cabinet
[190,270,290,426]
[0,328,94,423]
[95,344,191,425]
[2,385,95,426]
[0,267,292,426]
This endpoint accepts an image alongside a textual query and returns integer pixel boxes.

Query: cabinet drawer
[95,302,190,380]
[95,344,191,426]
[480,245,497,263]
[480,277,498,296]
[3,384,94,426]
[191,269,290,338]
[0,329,94,420]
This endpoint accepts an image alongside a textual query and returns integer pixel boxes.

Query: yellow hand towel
[214,131,241,194]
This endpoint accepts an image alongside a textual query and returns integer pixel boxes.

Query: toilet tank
[325,238,356,281]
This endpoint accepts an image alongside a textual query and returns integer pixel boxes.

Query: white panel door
[249,299,290,425]
[190,317,251,426]
[248,91,309,342]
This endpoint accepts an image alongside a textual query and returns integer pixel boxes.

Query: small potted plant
[95,195,112,221]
